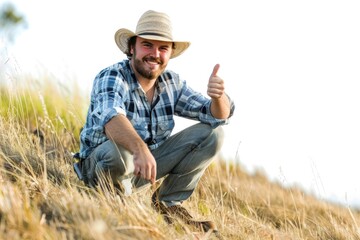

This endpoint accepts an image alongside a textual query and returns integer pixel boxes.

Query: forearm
[104,114,148,154]
[210,94,231,119]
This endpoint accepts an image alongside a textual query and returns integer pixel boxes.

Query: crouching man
[78,10,235,232]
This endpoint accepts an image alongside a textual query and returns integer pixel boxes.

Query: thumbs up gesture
[207,64,231,119]
[207,64,225,99]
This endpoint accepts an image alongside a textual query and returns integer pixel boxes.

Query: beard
[132,50,167,80]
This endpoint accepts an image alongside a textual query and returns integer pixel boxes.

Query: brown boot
[151,190,217,232]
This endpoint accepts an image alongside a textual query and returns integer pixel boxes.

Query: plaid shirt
[79,60,235,159]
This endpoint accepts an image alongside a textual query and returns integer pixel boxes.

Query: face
[130,37,173,81]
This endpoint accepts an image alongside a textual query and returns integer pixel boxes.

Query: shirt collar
[157,76,167,93]
[124,60,142,92]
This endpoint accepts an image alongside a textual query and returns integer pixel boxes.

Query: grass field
[1,74,360,240]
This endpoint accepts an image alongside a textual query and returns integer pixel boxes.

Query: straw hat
[114,10,190,59]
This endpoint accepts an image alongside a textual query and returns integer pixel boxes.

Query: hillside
[0,77,360,240]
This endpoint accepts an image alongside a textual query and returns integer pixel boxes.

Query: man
[78,10,235,232]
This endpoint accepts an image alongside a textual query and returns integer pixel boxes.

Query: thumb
[210,64,220,78]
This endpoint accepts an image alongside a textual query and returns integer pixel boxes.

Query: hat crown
[135,10,173,41]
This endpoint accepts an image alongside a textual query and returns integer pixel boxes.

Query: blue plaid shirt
[79,59,235,159]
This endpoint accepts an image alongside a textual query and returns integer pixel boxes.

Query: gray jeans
[81,123,224,206]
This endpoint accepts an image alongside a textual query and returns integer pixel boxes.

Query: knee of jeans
[94,149,127,180]
[206,126,225,154]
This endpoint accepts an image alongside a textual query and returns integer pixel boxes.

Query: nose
[150,47,161,58]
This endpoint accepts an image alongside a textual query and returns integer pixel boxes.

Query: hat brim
[114,28,190,59]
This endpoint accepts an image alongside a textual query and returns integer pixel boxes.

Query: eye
[160,46,170,52]
[143,42,152,48]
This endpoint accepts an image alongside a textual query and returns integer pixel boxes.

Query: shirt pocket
[156,118,174,140]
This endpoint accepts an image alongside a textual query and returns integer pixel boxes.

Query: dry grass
[1,75,360,240]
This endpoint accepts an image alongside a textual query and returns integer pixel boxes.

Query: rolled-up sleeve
[175,81,235,128]
[90,70,128,129]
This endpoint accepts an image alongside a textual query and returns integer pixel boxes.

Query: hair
[125,36,137,59]
[125,36,176,59]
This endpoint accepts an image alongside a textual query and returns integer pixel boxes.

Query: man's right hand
[105,114,157,184]
[133,147,157,184]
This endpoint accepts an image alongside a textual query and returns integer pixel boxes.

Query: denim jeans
[81,123,224,206]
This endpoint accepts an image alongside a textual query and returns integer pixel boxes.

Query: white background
[2,0,360,208]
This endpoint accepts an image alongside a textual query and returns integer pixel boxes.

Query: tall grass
[0,72,360,239]
[0,71,85,152]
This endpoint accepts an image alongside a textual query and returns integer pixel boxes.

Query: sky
[2,0,360,208]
